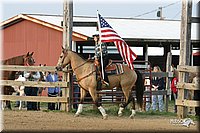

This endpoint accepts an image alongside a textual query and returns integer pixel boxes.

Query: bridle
[24,56,35,66]
[59,51,96,82]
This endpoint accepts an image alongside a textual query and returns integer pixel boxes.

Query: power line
[134,9,158,18]
[162,0,181,8]
[171,10,181,19]
[133,0,181,18]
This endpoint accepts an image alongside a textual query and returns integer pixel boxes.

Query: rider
[93,32,109,86]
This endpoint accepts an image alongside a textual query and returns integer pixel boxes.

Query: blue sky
[0,0,199,22]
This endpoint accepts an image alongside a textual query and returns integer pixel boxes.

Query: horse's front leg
[74,88,86,117]
[89,88,108,120]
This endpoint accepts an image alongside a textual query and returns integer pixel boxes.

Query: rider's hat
[92,31,99,37]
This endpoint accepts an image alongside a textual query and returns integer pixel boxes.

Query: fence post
[165,52,172,112]
[62,0,73,112]
[177,0,192,118]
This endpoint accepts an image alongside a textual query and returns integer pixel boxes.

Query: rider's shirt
[95,42,108,59]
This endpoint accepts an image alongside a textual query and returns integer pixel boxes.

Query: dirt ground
[1,109,199,132]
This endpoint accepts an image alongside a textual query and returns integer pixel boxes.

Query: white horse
[12,74,26,110]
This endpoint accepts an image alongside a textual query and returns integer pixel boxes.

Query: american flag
[98,13,137,70]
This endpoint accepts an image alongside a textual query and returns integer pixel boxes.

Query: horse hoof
[103,114,108,120]
[118,113,123,117]
[74,114,79,117]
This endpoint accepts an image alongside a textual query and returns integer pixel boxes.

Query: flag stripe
[101,29,117,34]
[101,34,121,38]
[98,13,137,70]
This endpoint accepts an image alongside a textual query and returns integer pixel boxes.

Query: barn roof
[0,14,88,41]
[1,14,199,42]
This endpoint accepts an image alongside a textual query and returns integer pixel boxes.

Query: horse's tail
[135,70,144,107]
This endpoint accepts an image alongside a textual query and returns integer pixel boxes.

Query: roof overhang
[0,14,88,41]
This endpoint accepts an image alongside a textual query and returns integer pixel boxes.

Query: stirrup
[103,81,109,87]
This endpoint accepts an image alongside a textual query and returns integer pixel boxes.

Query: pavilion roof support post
[165,52,172,112]
[143,44,148,66]
[163,43,172,68]
[62,0,73,112]
[191,44,193,66]
[177,0,192,118]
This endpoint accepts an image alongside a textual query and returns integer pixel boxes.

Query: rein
[73,59,90,71]
[73,59,96,83]
[76,69,96,83]
[61,60,96,83]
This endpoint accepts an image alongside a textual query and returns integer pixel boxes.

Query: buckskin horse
[56,47,144,119]
[1,52,35,110]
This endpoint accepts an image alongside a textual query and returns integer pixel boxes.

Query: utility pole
[62,0,73,112]
[157,7,164,20]
[177,0,192,118]
[63,0,73,49]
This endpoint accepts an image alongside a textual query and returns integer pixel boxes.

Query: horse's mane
[70,50,87,61]
[1,54,25,65]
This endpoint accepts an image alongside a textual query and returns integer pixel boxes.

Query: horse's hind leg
[74,88,86,117]
[129,97,136,119]
[118,88,133,117]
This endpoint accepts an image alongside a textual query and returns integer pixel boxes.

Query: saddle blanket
[105,63,124,75]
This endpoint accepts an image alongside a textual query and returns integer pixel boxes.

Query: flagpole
[97,10,105,80]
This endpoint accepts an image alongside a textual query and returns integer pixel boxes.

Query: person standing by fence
[13,71,26,109]
[46,71,60,110]
[192,72,200,116]
[151,66,165,112]
[171,73,178,113]
[24,70,40,111]
[144,77,151,111]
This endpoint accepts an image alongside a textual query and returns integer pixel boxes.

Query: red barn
[1,14,88,66]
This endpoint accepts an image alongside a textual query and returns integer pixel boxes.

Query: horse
[1,52,35,110]
[56,47,144,119]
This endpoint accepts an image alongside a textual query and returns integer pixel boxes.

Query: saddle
[94,60,124,76]
[94,60,124,90]
[105,63,124,75]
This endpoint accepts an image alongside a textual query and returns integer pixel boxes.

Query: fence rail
[0,80,67,88]
[0,65,56,72]
[1,95,68,103]
[176,65,200,118]
[1,65,69,111]
[176,99,200,107]
[176,82,199,90]
[177,65,199,73]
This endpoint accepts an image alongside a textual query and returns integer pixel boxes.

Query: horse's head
[56,47,70,71]
[24,52,35,66]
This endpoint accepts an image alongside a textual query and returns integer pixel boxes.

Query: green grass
[8,100,199,121]
[68,104,178,118]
